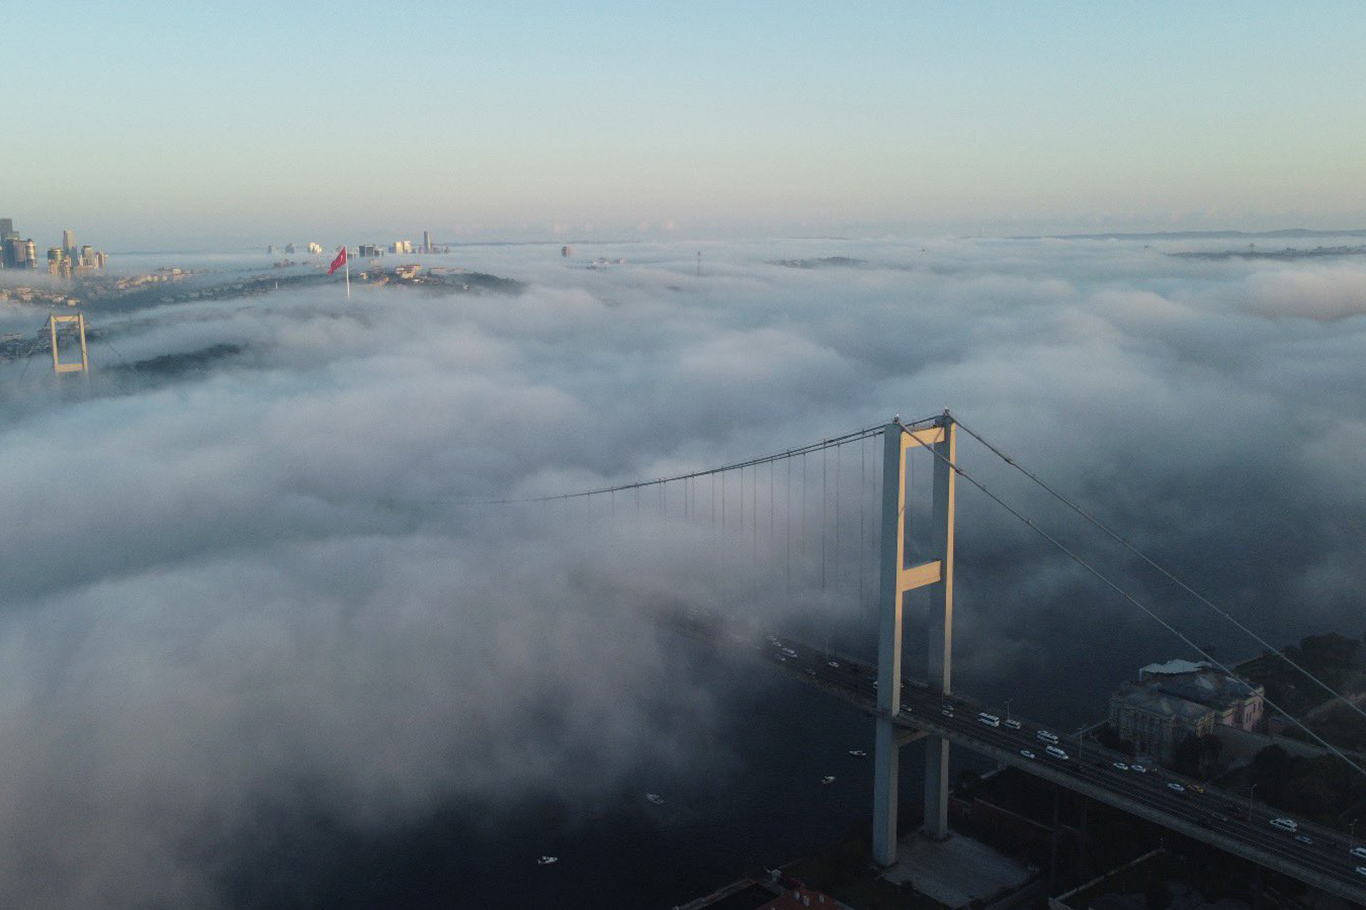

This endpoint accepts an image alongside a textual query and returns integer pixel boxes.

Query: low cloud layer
[1,236,1364,905]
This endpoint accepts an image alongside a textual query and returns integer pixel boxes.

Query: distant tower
[62,230,76,258]
[562,245,571,257]
[422,230,431,254]
[48,313,89,374]
[696,250,702,276]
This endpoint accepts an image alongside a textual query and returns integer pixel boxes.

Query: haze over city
[3,3,1366,909]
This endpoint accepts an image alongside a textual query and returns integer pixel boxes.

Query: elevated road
[692,617,1366,905]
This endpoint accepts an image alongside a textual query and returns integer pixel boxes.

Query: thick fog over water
[1,237,1364,906]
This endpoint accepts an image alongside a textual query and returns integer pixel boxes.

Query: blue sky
[5,1,1364,247]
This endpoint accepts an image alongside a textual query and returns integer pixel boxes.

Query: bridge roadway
[738,631,1366,905]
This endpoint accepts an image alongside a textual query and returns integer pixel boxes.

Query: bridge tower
[48,313,88,374]
[872,411,956,865]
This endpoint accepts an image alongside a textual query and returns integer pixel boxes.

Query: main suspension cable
[899,421,1366,783]
[954,416,1366,731]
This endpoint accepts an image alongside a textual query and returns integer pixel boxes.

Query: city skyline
[6,2,1366,247]
[0,218,107,274]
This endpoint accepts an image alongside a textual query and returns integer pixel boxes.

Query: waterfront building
[1109,660,1265,761]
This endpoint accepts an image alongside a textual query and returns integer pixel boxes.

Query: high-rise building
[307,242,322,255]
[285,243,296,254]
[21,239,37,268]
[80,245,94,267]
[0,219,16,268]
[422,230,431,253]
[62,230,76,258]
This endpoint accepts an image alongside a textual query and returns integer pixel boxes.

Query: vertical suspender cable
[801,452,807,583]
[739,465,744,533]
[786,455,792,594]
[834,442,841,587]
[859,435,866,609]
[821,446,827,590]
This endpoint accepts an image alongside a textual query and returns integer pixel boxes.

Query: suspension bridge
[436,410,1366,900]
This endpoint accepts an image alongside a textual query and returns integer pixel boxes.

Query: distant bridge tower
[873,411,956,865]
[48,313,89,375]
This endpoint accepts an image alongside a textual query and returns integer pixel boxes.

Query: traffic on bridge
[731,627,1366,905]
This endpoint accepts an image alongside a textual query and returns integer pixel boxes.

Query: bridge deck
[673,615,1366,905]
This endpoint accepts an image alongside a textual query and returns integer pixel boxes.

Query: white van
[1270,817,1298,833]
[977,713,1000,727]
[1045,745,1069,760]
[1036,730,1059,744]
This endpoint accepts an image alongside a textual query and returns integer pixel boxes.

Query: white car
[1294,834,1313,846]
[1270,817,1298,833]
[941,706,954,718]
[1356,866,1366,878]
[1003,719,1022,730]
[781,647,798,658]
[1352,846,1366,860]
[1112,761,1130,771]
[1130,763,1148,773]
[1045,745,1069,760]
[827,660,839,668]
[1019,749,1036,760]
[1166,782,1185,793]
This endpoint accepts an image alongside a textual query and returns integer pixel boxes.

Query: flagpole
[344,246,351,299]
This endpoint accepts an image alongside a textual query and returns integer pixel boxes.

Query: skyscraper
[62,230,76,259]
[0,219,15,268]
[422,230,431,253]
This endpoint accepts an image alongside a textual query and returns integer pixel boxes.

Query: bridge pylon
[872,411,956,865]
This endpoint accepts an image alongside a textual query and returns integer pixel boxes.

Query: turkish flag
[328,247,348,275]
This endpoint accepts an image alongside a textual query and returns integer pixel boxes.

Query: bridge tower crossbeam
[872,411,956,866]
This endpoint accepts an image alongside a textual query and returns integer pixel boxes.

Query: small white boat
[646,793,664,805]
[821,775,836,785]
[848,749,867,757]
[537,856,558,866]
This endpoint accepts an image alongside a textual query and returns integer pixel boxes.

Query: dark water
[223,601,1103,910]
[222,644,993,910]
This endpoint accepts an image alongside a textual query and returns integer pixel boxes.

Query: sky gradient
[6,1,1366,247]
